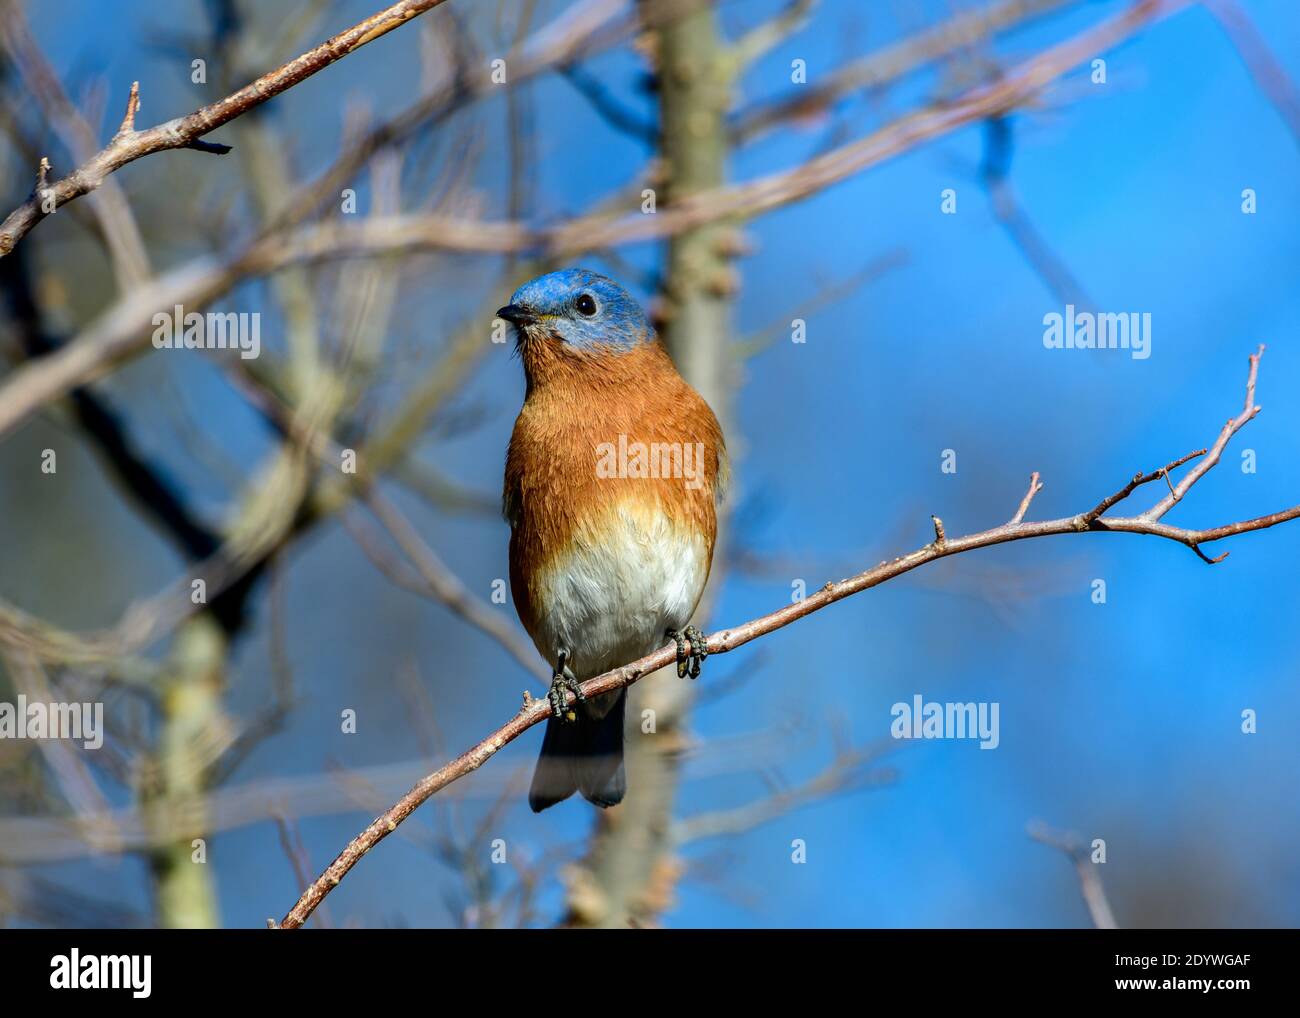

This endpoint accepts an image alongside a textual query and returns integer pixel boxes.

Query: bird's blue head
[496,268,651,356]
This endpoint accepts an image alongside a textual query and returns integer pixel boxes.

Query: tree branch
[0,6,151,287]
[0,0,451,257]
[1203,0,1300,147]
[0,0,1187,443]
[278,344,1298,929]
[1028,821,1118,929]
[1141,343,1262,521]
[252,0,1190,266]
[730,0,1083,144]
[347,489,551,685]
[671,737,896,846]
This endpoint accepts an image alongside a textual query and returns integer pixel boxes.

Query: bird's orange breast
[504,339,725,644]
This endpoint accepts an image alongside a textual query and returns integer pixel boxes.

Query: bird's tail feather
[529,688,626,812]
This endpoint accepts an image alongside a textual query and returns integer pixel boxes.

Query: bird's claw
[667,625,708,680]
[548,650,585,722]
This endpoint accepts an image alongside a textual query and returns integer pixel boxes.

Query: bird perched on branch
[499,268,726,812]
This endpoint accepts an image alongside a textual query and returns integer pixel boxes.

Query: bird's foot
[667,625,709,679]
[548,650,585,722]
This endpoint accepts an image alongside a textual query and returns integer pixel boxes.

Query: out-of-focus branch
[0,725,818,863]
[0,873,146,928]
[345,489,550,684]
[0,271,536,672]
[980,116,1094,309]
[265,0,631,231]
[1028,821,1119,929]
[0,0,1185,443]
[0,252,229,589]
[729,0,816,72]
[0,0,452,257]
[390,459,499,516]
[278,345,1297,929]
[552,0,1191,249]
[275,815,330,929]
[0,597,158,683]
[1204,0,1300,146]
[0,0,628,448]
[0,648,118,849]
[558,62,656,145]
[671,738,896,845]
[731,0,1083,144]
[731,248,908,358]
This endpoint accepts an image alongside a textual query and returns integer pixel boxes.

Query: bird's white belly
[529,504,709,679]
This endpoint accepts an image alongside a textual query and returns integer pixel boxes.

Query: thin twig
[1080,448,1206,526]
[672,740,896,845]
[1010,471,1043,524]
[1204,0,1300,146]
[349,490,550,685]
[1028,821,1118,929]
[1141,344,1264,521]
[0,0,452,256]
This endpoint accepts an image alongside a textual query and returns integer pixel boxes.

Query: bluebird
[499,269,726,812]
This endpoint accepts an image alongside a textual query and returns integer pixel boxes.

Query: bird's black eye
[575,293,597,317]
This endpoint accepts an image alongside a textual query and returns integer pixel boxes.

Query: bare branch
[351,490,551,685]
[981,118,1095,311]
[117,81,142,136]
[0,0,1188,443]
[278,345,1298,929]
[0,648,119,851]
[1141,344,1263,521]
[1080,448,1205,527]
[731,249,909,359]
[252,0,1191,266]
[0,0,452,257]
[731,0,1084,144]
[0,726,815,863]
[558,62,656,144]
[1028,821,1118,929]
[1010,471,1043,524]
[729,0,816,71]
[263,0,632,232]
[672,740,896,845]
[0,8,150,287]
[275,816,330,929]
[1204,0,1300,146]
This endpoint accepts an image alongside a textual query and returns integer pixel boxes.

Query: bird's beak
[496,304,538,326]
